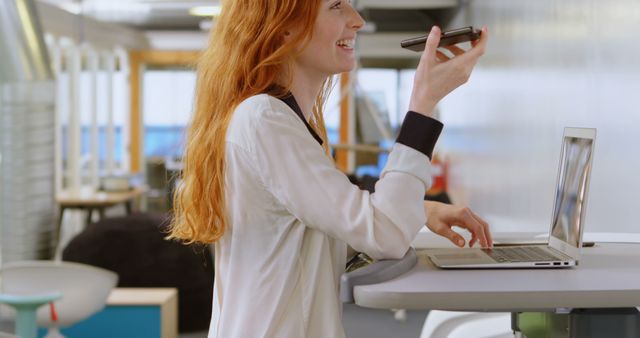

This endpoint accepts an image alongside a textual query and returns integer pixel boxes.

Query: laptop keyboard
[482,246,563,263]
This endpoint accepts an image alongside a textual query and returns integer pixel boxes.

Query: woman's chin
[335,62,357,75]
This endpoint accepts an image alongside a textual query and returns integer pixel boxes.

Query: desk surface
[57,186,147,206]
[354,232,640,311]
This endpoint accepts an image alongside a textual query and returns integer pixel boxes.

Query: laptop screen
[549,136,594,247]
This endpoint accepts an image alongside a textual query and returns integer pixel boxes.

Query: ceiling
[37,0,462,32]
[37,0,210,30]
[36,0,464,65]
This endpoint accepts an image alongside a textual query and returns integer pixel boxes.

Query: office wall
[437,0,640,232]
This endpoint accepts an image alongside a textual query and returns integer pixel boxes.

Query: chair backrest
[0,261,117,327]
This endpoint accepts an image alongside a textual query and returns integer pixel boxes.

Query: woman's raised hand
[408,26,488,117]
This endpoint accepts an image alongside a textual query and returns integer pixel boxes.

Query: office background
[439,0,640,234]
[2,1,640,337]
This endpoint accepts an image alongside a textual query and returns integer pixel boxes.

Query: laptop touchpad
[433,253,481,260]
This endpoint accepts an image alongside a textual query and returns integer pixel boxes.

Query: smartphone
[400,26,482,52]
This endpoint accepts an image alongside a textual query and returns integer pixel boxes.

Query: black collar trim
[277,94,324,146]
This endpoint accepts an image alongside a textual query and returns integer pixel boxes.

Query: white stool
[0,261,117,337]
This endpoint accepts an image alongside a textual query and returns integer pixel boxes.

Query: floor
[342,304,429,338]
[1,305,428,338]
[178,305,429,338]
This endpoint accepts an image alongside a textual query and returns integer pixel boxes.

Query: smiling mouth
[336,39,355,49]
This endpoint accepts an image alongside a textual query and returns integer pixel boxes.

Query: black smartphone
[400,26,482,52]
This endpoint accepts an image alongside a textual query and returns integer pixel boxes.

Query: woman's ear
[283,30,292,43]
[283,25,301,43]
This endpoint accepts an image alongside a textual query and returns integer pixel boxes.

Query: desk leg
[511,312,525,338]
[56,207,66,248]
[125,200,133,215]
[86,208,93,226]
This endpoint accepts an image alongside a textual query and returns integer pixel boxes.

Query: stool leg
[56,207,65,248]
[14,305,39,338]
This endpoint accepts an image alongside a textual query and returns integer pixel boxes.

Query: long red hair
[169,0,332,244]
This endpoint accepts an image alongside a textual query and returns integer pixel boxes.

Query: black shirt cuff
[396,111,444,159]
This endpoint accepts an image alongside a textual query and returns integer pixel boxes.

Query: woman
[169,0,492,337]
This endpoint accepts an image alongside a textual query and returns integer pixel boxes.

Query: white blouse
[209,94,439,338]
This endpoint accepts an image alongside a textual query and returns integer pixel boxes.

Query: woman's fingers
[422,26,441,64]
[432,223,466,248]
[434,206,488,248]
[457,207,490,248]
[418,26,442,68]
[436,50,449,62]
[440,27,488,61]
[469,209,493,247]
[462,26,489,61]
[408,25,487,116]
[446,27,487,76]
[443,45,465,57]
[424,201,492,248]
[471,26,489,48]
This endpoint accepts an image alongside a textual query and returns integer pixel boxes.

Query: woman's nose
[349,6,365,31]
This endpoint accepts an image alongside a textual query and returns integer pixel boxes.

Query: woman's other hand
[424,200,493,248]
[409,26,488,117]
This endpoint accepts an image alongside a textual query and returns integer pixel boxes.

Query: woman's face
[295,0,365,78]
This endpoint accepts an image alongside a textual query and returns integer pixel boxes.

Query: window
[142,69,196,159]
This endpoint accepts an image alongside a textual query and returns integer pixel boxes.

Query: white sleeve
[252,109,434,260]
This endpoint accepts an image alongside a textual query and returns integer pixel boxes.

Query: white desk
[55,186,147,245]
[354,232,640,311]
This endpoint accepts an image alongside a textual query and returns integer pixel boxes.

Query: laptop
[427,127,596,269]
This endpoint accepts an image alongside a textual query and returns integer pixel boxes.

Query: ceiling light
[59,3,82,15]
[189,6,222,17]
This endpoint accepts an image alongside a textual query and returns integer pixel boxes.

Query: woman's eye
[330,1,342,9]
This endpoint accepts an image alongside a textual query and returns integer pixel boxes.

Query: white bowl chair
[0,261,117,338]
[420,310,514,338]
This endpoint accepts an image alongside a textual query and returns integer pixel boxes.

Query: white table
[353,232,640,337]
[55,186,147,246]
[355,232,640,310]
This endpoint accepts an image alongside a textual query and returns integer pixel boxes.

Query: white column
[49,38,64,194]
[85,45,100,190]
[103,51,116,175]
[114,47,130,172]
[67,45,82,192]
[346,71,356,173]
